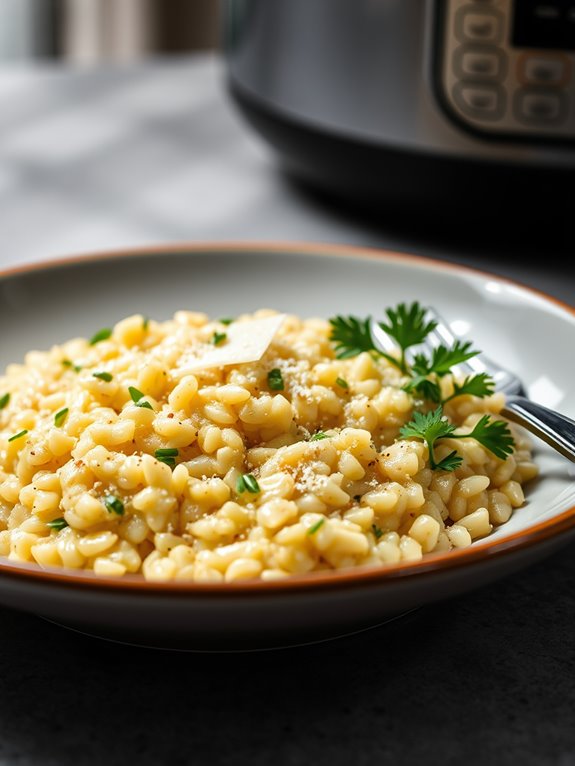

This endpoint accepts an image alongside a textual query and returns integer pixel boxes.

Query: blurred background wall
[0,0,221,62]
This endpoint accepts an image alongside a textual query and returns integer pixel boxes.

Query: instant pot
[224,0,574,212]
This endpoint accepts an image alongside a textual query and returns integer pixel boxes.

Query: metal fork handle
[501,396,575,463]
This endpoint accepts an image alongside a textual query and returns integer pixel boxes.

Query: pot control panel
[438,0,575,140]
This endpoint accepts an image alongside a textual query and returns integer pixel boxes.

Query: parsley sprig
[329,302,493,405]
[444,372,495,404]
[329,316,375,360]
[400,407,514,471]
[330,302,513,472]
[379,302,438,374]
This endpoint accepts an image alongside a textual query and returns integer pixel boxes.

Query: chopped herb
[155,448,178,468]
[335,377,349,389]
[267,368,284,391]
[104,494,125,515]
[400,405,514,471]
[218,317,234,326]
[156,455,175,468]
[236,473,260,494]
[47,517,68,531]
[310,431,330,441]
[0,393,9,410]
[128,386,153,408]
[54,407,69,427]
[62,359,82,373]
[142,316,150,330]
[8,429,28,443]
[89,328,112,345]
[93,371,113,382]
[308,518,325,535]
[128,386,144,402]
[212,331,227,346]
[371,524,384,540]
[155,448,179,457]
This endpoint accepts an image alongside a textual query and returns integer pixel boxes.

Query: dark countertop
[0,54,573,766]
[2,546,574,766]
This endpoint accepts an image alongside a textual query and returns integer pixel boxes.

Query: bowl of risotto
[0,243,574,650]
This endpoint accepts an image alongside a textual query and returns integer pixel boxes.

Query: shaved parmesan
[175,314,286,375]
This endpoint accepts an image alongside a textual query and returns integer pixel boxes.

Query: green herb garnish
[308,518,325,535]
[379,303,438,374]
[104,494,125,515]
[412,341,478,377]
[371,524,384,540]
[47,517,68,531]
[142,316,150,330]
[236,473,260,494]
[400,406,514,471]
[335,377,349,389]
[462,414,516,460]
[329,302,494,407]
[329,315,375,360]
[0,393,9,410]
[267,368,284,391]
[128,386,153,409]
[89,328,112,345]
[309,431,330,441]
[54,407,69,427]
[155,448,178,468]
[218,317,234,326]
[212,331,227,346]
[128,386,144,402]
[403,341,481,402]
[8,429,28,443]
[93,371,113,382]
[443,373,495,404]
[62,359,82,373]
[330,302,436,374]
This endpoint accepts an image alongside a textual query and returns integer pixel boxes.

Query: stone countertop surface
[0,53,573,766]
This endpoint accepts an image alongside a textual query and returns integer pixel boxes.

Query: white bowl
[0,242,573,650]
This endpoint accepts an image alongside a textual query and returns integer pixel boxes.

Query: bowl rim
[1,239,574,597]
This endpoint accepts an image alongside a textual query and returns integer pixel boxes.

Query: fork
[371,309,575,462]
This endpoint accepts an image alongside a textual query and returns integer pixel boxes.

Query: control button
[453,83,505,120]
[457,9,502,44]
[515,90,566,124]
[518,54,570,86]
[455,47,505,79]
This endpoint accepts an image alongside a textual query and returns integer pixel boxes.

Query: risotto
[0,309,537,582]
